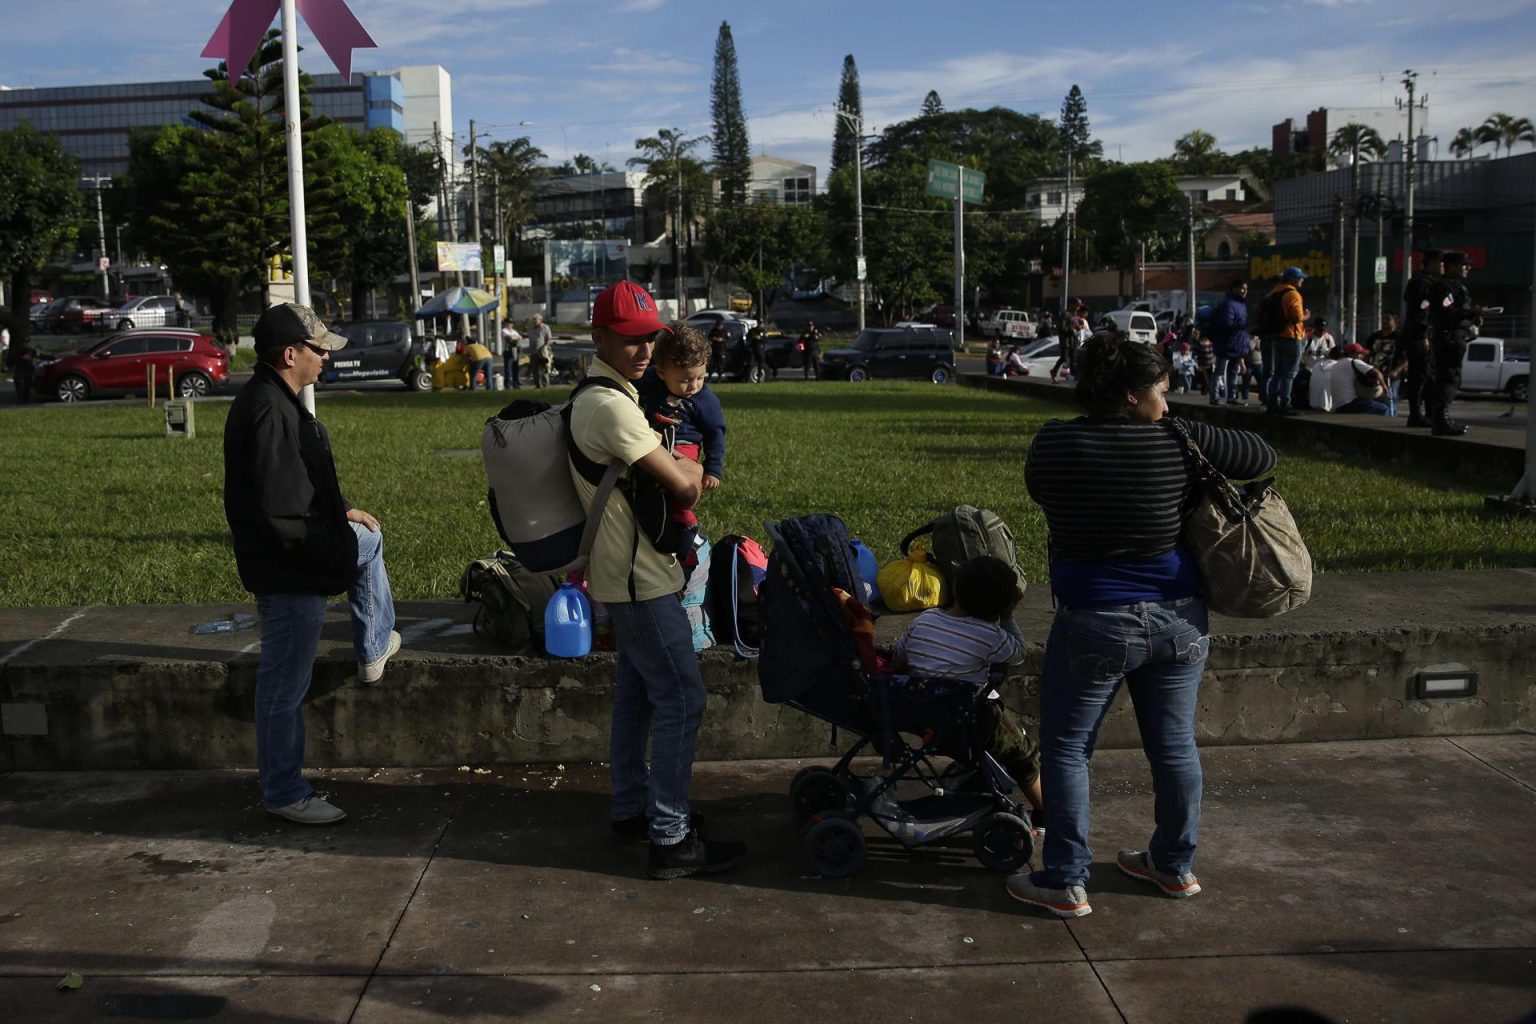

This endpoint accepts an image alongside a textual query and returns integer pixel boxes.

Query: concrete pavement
[1,737,1533,1022]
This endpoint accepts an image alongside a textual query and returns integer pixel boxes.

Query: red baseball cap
[592,280,671,337]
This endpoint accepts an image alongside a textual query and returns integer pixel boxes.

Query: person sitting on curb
[570,281,747,880]
[1328,343,1390,415]
[223,303,402,826]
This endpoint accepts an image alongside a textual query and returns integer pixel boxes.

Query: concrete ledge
[3,569,1532,770]
[960,372,1526,483]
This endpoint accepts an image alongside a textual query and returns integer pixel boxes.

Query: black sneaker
[1432,420,1468,436]
[647,829,746,880]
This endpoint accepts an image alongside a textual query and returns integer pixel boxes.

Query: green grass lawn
[1,382,1532,606]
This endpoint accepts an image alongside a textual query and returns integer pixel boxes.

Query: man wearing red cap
[1326,342,1389,415]
[569,280,747,879]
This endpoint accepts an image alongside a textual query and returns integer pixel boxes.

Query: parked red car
[35,329,229,402]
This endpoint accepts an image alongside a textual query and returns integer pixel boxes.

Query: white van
[978,309,1036,340]
[1101,310,1159,345]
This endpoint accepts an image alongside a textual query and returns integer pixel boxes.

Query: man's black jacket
[224,362,357,595]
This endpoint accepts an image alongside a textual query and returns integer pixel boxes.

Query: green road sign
[926,159,985,204]
[1374,256,1388,285]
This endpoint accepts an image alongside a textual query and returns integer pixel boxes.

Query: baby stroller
[758,513,1035,879]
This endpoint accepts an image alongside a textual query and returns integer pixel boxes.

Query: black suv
[819,327,957,383]
[324,321,432,391]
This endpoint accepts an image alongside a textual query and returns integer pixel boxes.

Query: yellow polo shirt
[568,359,683,603]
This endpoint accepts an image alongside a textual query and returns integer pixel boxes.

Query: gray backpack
[459,551,561,648]
[900,505,1021,601]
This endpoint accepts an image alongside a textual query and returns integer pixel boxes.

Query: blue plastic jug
[544,582,593,657]
[850,539,880,605]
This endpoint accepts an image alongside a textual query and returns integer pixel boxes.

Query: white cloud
[617,0,666,11]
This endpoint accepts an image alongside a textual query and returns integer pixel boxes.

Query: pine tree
[830,54,863,175]
[710,21,751,206]
[920,90,944,117]
[1058,84,1097,162]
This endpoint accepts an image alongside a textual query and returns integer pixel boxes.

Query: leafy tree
[830,55,863,175]
[921,90,944,117]
[0,122,81,340]
[469,135,546,267]
[703,203,826,317]
[309,126,411,317]
[626,128,711,295]
[1476,113,1535,157]
[1057,84,1101,164]
[1074,161,1186,298]
[710,21,751,206]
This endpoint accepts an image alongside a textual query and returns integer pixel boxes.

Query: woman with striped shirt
[1006,332,1276,918]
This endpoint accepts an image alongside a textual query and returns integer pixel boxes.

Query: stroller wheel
[802,813,866,879]
[790,767,851,823]
[973,812,1035,872]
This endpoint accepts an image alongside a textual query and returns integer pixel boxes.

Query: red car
[35,329,229,402]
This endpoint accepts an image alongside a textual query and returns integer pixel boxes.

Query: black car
[819,327,957,383]
[722,329,814,382]
[323,320,432,391]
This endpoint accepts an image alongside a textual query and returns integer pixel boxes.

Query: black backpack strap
[563,376,633,487]
[899,522,935,555]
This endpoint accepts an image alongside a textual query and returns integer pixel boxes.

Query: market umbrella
[414,286,498,318]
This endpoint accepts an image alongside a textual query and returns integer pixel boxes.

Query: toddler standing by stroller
[637,323,726,560]
[889,556,1045,831]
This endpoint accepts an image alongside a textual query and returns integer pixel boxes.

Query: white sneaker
[359,630,402,685]
[267,794,347,825]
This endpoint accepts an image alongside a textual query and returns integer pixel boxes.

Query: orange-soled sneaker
[1116,850,1201,897]
[1005,870,1092,918]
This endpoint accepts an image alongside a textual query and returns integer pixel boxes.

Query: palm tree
[626,128,711,304]
[1173,129,1219,170]
[1477,113,1534,157]
[1449,126,1478,160]
[1327,122,1387,166]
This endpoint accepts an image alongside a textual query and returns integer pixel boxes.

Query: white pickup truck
[1459,338,1529,402]
[977,309,1037,340]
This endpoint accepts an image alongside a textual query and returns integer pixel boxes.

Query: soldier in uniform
[1399,248,1442,427]
[1424,250,1480,437]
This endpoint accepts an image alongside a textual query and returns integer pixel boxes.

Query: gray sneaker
[359,630,402,685]
[1116,850,1201,897]
[1005,870,1092,917]
[267,794,347,825]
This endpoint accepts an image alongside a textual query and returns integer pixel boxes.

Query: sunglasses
[298,341,329,357]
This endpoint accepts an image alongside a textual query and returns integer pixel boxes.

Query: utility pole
[1347,142,1362,343]
[81,176,111,299]
[491,174,503,357]
[675,159,684,315]
[1374,195,1386,330]
[1186,193,1197,321]
[404,198,420,334]
[834,105,867,331]
[1061,151,1073,315]
[1397,69,1422,321]
[469,119,485,346]
[1332,195,1346,336]
[1139,240,1146,300]
[954,167,964,350]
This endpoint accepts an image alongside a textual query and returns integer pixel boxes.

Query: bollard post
[147,365,155,407]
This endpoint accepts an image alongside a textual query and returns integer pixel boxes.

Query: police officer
[1425,250,1480,436]
[1400,248,1442,427]
[745,324,767,383]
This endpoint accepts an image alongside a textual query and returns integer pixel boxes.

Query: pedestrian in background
[1425,250,1480,436]
[1261,266,1308,416]
[9,333,36,404]
[707,320,727,381]
[462,336,494,390]
[799,321,821,379]
[1367,311,1401,417]
[529,314,554,388]
[223,303,401,826]
[1208,280,1250,406]
[1400,249,1442,427]
[746,323,768,381]
[501,320,523,389]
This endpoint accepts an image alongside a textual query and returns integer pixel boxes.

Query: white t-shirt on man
[1327,357,1375,409]
[1309,357,1338,411]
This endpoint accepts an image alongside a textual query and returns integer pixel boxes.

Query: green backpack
[900,505,1021,602]
[459,551,561,648]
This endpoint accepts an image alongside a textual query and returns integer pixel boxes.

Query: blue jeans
[254,522,396,809]
[606,594,706,845]
[1211,356,1240,403]
[1267,339,1302,411]
[1175,369,1193,393]
[470,357,493,390]
[1384,377,1400,417]
[1335,397,1389,415]
[1038,597,1210,888]
[504,353,520,388]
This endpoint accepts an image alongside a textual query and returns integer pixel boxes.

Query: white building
[1023,173,1250,223]
[745,154,816,205]
[388,64,454,174]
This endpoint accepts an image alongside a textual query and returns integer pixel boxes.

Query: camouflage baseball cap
[253,303,349,352]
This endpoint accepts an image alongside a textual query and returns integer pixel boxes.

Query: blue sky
[7,0,1536,177]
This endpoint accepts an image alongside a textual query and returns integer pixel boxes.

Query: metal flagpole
[279,0,314,413]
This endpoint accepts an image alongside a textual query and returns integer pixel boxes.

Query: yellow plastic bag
[876,542,944,612]
[432,354,470,391]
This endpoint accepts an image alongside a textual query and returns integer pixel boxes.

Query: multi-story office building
[0,66,450,178]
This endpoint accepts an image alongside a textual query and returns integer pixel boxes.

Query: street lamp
[833,106,867,332]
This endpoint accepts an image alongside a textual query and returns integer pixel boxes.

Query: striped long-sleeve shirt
[1025,416,1277,604]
